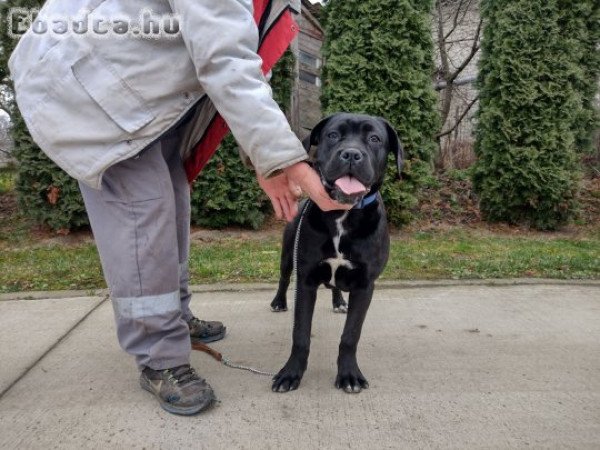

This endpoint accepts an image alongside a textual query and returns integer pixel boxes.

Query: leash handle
[191,341,223,362]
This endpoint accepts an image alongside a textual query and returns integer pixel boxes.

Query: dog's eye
[327,132,340,140]
[369,135,381,143]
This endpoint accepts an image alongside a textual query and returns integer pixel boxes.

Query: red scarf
[184,0,299,182]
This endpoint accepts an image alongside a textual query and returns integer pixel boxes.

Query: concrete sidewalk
[0,282,599,449]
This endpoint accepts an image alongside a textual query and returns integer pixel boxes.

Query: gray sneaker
[188,317,226,343]
[140,365,215,415]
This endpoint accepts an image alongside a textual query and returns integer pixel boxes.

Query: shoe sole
[140,379,215,416]
[190,327,226,344]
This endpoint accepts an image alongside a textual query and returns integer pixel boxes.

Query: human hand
[257,172,302,222]
[283,162,352,213]
[257,162,351,222]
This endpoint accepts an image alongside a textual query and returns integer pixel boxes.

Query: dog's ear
[303,114,339,154]
[379,118,404,180]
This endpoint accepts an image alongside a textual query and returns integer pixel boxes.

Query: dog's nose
[339,148,363,163]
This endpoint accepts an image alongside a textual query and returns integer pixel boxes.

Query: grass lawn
[1,218,598,293]
[1,165,599,293]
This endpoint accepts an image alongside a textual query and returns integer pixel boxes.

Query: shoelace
[164,365,201,385]
[189,317,215,331]
[189,317,207,327]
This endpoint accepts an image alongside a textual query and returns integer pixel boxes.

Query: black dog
[270,113,403,393]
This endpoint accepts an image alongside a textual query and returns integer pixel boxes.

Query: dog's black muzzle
[319,146,376,204]
[339,148,364,163]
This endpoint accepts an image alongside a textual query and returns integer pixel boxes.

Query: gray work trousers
[79,130,194,371]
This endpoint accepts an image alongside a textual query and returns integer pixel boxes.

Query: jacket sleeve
[168,0,307,177]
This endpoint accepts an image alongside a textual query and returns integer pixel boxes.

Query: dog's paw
[270,298,288,312]
[335,368,369,393]
[332,297,348,314]
[333,303,348,314]
[272,364,305,393]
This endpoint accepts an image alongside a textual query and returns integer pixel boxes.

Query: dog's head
[303,113,404,205]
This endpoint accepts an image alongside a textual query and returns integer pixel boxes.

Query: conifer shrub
[473,0,583,230]
[558,0,600,155]
[321,0,439,225]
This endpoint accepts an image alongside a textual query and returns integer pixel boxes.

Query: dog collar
[353,192,379,209]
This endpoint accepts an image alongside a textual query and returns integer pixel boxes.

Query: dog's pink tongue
[334,176,367,195]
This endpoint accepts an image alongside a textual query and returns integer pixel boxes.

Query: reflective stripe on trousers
[79,128,193,370]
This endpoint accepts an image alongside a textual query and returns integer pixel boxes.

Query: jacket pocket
[99,141,164,204]
[19,42,158,186]
[71,53,154,134]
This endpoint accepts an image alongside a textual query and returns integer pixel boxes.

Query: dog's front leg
[336,283,374,393]
[331,287,348,313]
[272,284,318,392]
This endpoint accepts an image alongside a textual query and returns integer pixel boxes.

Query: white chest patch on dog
[324,212,354,287]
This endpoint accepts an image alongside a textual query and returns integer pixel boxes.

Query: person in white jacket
[9,0,348,415]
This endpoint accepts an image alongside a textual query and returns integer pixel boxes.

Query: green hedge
[320,0,439,225]
[473,0,584,230]
[558,0,600,155]
[190,135,269,230]
[11,114,89,230]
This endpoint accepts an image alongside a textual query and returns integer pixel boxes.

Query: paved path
[0,281,599,449]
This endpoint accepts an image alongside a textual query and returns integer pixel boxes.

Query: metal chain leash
[292,199,312,300]
[221,358,276,377]
[192,200,313,378]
